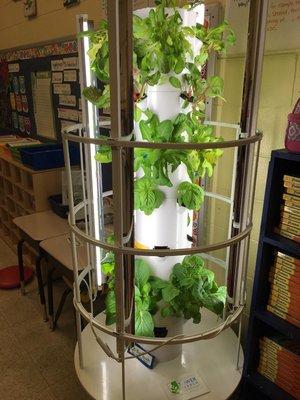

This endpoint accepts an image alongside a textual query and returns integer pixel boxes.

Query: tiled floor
[0,238,91,400]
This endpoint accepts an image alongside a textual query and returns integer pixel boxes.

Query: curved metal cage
[62,124,262,364]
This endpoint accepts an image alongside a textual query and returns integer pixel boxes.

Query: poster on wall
[32,71,57,140]
[225,0,300,54]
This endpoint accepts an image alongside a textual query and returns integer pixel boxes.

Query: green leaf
[135,259,151,289]
[105,291,116,325]
[147,71,161,86]
[194,51,208,66]
[157,120,173,142]
[101,252,115,276]
[134,176,165,215]
[202,286,227,316]
[162,284,180,302]
[206,76,224,98]
[134,106,142,123]
[169,76,182,89]
[135,309,154,337]
[95,137,112,164]
[150,276,168,291]
[161,305,175,318]
[174,57,185,74]
[139,120,154,141]
[177,181,204,211]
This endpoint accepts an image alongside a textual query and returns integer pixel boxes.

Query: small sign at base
[162,372,210,400]
[128,343,155,369]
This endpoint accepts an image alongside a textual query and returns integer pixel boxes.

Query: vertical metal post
[118,0,135,337]
[229,0,269,306]
[107,3,133,399]
[107,2,134,397]
[62,138,84,369]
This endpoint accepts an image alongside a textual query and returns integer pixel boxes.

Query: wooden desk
[39,234,88,329]
[13,211,69,320]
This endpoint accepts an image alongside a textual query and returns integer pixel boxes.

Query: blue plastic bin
[20,144,80,170]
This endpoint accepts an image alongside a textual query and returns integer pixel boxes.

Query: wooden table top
[39,234,88,271]
[13,210,69,241]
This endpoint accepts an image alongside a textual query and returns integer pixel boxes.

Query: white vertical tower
[134,6,204,362]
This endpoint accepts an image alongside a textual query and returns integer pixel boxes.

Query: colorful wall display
[1,39,82,140]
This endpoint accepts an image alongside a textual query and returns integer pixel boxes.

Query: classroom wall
[0,0,106,51]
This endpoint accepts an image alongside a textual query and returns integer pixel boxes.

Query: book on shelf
[284,174,300,187]
[267,305,300,328]
[267,252,300,327]
[258,336,300,399]
[282,193,300,208]
[275,227,300,243]
[281,204,300,217]
[286,187,300,196]
[276,252,300,267]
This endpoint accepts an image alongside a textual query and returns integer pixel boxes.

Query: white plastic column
[134,7,201,362]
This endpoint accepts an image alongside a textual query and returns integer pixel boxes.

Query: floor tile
[49,372,92,400]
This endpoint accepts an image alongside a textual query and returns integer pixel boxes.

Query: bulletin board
[1,39,82,142]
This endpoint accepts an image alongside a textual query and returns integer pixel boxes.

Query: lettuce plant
[102,252,226,337]
[83,1,235,216]
[83,1,234,337]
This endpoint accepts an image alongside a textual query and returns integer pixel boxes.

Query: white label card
[53,84,71,95]
[63,57,79,69]
[59,95,77,107]
[51,59,64,71]
[52,72,63,84]
[58,108,79,121]
[64,70,77,82]
[162,372,210,400]
[8,63,20,73]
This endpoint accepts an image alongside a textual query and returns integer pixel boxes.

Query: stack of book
[276,175,300,243]
[258,336,300,399]
[267,251,300,328]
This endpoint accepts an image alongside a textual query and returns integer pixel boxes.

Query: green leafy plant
[151,255,226,323]
[102,254,226,337]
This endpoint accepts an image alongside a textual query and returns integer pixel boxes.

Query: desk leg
[17,239,25,295]
[47,267,54,330]
[35,255,48,322]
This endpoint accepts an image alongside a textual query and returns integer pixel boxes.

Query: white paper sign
[58,108,79,121]
[52,72,63,84]
[162,372,210,400]
[53,84,71,95]
[63,57,79,69]
[51,59,64,71]
[59,95,77,107]
[64,70,77,82]
[8,63,20,73]
[33,73,56,140]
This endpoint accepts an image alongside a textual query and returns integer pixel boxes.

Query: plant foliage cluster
[83,1,235,216]
[83,1,234,335]
[102,249,226,337]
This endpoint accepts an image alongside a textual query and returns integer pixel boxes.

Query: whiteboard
[225,0,300,54]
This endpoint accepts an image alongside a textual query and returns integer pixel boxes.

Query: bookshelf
[0,153,62,266]
[243,149,300,400]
